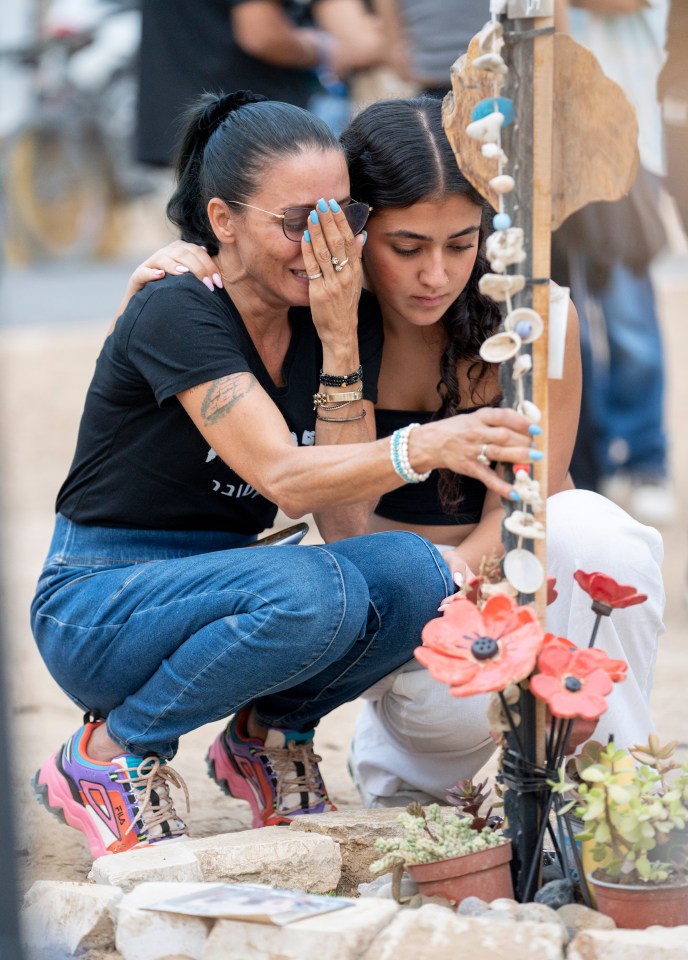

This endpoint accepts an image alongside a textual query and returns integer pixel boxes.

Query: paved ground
[1,199,686,897]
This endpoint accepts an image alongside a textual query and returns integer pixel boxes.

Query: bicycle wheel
[3,119,115,261]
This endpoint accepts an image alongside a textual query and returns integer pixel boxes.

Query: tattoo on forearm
[201,373,257,426]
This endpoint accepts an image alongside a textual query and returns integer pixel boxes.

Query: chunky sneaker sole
[34,723,188,859]
[206,710,336,829]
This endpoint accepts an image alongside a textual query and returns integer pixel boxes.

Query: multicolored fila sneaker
[206,708,336,828]
[33,722,189,859]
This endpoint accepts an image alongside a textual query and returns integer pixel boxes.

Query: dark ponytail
[167,90,339,255]
[342,96,503,511]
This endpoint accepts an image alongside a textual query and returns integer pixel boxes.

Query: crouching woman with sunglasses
[30,90,535,860]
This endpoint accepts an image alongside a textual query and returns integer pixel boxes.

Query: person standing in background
[554,0,674,524]
[658,0,688,233]
[137,0,385,167]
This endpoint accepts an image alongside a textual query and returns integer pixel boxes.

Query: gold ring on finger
[477,443,490,465]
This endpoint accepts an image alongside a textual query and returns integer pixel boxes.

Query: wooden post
[443,0,640,901]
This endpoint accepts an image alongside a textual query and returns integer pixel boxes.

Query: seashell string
[473,8,547,597]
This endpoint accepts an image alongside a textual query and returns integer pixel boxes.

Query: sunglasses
[227,199,372,241]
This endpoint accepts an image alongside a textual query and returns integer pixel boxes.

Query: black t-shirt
[137,0,324,166]
[56,277,383,535]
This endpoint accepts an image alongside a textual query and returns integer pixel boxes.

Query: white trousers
[350,490,665,805]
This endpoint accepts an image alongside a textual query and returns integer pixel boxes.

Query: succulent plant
[445,777,504,831]
[553,737,688,885]
[370,802,508,875]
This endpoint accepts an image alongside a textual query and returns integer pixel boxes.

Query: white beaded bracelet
[389,423,431,484]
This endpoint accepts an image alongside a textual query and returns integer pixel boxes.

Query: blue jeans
[593,261,667,479]
[31,515,452,759]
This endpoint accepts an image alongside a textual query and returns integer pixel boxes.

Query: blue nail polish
[303,230,311,243]
[508,490,521,501]
[528,424,542,436]
[329,198,340,213]
[529,449,544,461]
[317,198,328,213]
[310,210,319,225]
[362,230,368,245]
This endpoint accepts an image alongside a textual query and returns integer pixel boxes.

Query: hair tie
[199,89,268,139]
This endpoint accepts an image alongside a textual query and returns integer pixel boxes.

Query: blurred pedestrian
[659,0,688,233]
[371,0,486,98]
[137,0,384,166]
[554,0,675,525]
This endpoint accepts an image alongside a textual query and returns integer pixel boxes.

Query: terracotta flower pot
[407,840,513,905]
[590,873,688,929]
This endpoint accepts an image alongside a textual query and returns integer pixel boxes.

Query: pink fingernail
[213,272,223,288]
[203,276,214,292]
[175,264,190,274]
[453,572,464,588]
[438,603,451,612]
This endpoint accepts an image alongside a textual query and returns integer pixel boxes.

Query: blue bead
[515,320,532,339]
[471,96,515,127]
[493,213,512,230]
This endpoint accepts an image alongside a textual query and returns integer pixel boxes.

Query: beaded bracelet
[389,423,431,484]
[319,366,363,388]
[316,409,367,422]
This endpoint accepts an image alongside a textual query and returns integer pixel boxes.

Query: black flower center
[471,636,499,660]
[564,675,583,692]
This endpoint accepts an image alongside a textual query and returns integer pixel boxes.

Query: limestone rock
[89,828,341,895]
[187,827,341,893]
[557,902,616,936]
[288,808,403,891]
[89,841,203,892]
[568,926,688,959]
[21,880,122,958]
[115,882,215,960]
[359,904,566,959]
[202,898,399,960]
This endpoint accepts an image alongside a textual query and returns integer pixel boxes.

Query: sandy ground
[1,201,687,897]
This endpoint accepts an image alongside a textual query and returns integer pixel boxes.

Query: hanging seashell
[479,330,522,363]
[503,548,545,595]
[513,471,543,509]
[466,111,505,144]
[481,143,508,164]
[478,273,526,301]
[504,510,545,540]
[512,353,532,380]
[471,97,515,127]
[473,52,508,75]
[489,174,515,193]
[485,227,526,274]
[504,307,544,344]
[518,399,542,423]
[478,19,505,55]
[481,580,518,600]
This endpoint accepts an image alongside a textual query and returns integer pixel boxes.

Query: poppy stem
[498,690,526,756]
[587,613,602,648]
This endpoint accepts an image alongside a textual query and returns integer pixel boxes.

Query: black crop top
[375,408,487,526]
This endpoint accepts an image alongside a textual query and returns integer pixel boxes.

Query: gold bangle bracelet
[313,391,363,408]
[316,409,367,422]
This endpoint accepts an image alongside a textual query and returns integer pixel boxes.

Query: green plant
[370,802,509,876]
[553,736,688,885]
[445,777,504,831]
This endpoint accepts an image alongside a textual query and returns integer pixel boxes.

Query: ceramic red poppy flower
[573,570,647,616]
[415,594,545,697]
[547,576,558,606]
[530,636,618,719]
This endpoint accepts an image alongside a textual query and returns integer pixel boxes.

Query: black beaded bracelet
[319,365,363,388]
